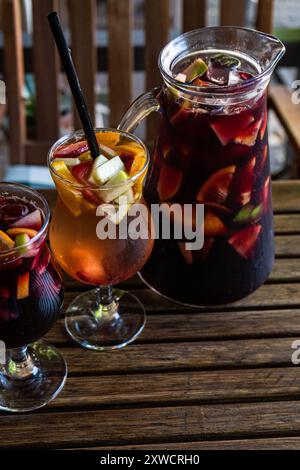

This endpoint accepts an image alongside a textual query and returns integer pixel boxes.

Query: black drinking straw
[47,11,99,159]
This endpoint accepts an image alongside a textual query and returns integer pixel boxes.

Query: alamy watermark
[95,200,205,251]
[0,340,5,365]
[0,80,5,105]
[291,80,300,104]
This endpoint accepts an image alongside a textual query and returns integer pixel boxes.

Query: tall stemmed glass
[48,128,153,350]
[0,183,67,412]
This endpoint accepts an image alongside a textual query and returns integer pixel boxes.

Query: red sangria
[119,27,285,305]
[0,184,66,412]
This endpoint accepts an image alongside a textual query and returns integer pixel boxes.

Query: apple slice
[53,157,81,167]
[197,166,236,205]
[157,162,183,201]
[181,58,208,82]
[175,73,187,83]
[232,157,256,206]
[211,113,254,146]
[17,272,30,299]
[229,224,262,259]
[234,117,262,147]
[12,209,42,231]
[54,140,88,158]
[88,154,108,185]
[71,160,93,185]
[233,203,262,225]
[15,233,31,256]
[96,170,134,203]
[92,156,124,185]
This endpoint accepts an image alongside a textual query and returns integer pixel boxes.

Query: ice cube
[207,54,241,86]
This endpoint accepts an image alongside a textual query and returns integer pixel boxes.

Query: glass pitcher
[118,27,285,306]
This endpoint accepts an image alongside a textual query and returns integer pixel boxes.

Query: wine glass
[0,183,67,412]
[48,128,153,350]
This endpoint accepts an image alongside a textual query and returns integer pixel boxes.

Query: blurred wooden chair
[1,0,300,170]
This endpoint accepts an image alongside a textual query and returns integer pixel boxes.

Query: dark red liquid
[141,83,274,305]
[0,197,63,348]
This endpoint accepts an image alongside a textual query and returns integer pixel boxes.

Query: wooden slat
[78,437,300,450]
[269,85,300,164]
[272,181,300,213]
[220,0,247,26]
[46,307,300,345]
[61,284,300,314]
[145,0,170,141]
[68,0,96,129]
[276,235,300,256]
[270,258,300,282]
[108,0,132,126]
[48,336,300,374]
[256,0,274,33]
[3,401,300,448]
[32,0,59,145]
[2,0,26,163]
[49,367,300,409]
[183,0,206,32]
[274,214,300,234]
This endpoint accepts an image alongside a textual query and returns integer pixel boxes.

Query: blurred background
[0,0,299,187]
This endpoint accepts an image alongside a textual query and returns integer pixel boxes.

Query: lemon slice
[51,161,83,216]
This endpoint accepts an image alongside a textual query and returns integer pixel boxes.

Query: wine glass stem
[5,346,38,380]
[93,285,117,322]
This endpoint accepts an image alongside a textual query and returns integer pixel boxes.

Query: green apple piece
[54,157,80,167]
[184,58,208,82]
[93,156,124,185]
[15,233,31,255]
[89,154,108,184]
[96,170,134,203]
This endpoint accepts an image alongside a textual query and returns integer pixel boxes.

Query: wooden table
[2,181,300,450]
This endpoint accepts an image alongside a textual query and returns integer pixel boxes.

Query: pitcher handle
[118,87,161,133]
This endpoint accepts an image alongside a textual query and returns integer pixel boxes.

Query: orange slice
[96,131,120,147]
[17,272,30,299]
[204,210,227,237]
[115,142,145,160]
[0,230,15,250]
[197,166,236,204]
[7,228,38,239]
[52,160,79,184]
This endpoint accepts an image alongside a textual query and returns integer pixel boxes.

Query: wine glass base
[65,288,146,351]
[0,341,67,413]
